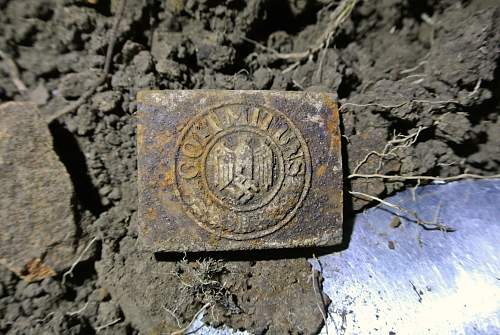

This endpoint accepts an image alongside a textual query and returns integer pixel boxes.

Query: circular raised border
[201,125,286,212]
[173,103,312,240]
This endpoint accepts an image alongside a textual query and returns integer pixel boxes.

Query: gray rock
[0,102,77,282]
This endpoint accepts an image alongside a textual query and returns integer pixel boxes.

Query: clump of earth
[0,0,499,334]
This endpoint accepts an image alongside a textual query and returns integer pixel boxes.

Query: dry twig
[349,191,454,231]
[0,50,27,92]
[47,0,127,123]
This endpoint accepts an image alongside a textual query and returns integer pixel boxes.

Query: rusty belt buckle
[137,90,343,252]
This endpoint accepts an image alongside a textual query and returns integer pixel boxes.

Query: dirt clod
[0,102,77,282]
[1,0,500,333]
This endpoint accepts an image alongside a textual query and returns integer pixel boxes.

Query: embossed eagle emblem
[213,138,274,204]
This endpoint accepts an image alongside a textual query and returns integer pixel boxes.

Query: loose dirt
[0,0,499,334]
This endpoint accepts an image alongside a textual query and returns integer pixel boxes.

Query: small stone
[104,132,121,146]
[91,91,122,113]
[31,295,54,314]
[99,185,112,196]
[4,303,22,322]
[96,287,110,302]
[390,216,402,228]
[21,299,34,315]
[0,102,78,282]
[165,0,185,13]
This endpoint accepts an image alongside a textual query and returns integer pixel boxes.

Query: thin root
[164,306,183,329]
[272,0,358,65]
[62,237,98,285]
[96,318,122,332]
[66,301,90,316]
[352,126,426,175]
[349,191,454,231]
[339,99,459,113]
[348,173,500,182]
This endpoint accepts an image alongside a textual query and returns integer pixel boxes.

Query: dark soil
[1,0,499,334]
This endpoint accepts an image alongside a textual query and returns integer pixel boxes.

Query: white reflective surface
[192,180,500,334]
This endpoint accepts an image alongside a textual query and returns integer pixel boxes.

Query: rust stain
[316,164,327,178]
[160,169,175,189]
[323,96,342,155]
[154,130,173,150]
[138,90,343,251]
[22,258,56,282]
[329,186,343,212]
[145,207,158,221]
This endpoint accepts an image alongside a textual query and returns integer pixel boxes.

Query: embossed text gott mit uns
[175,104,311,240]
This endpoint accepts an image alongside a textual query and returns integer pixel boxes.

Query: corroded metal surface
[137,90,342,251]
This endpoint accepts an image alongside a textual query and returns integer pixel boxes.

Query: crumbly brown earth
[0,0,499,334]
